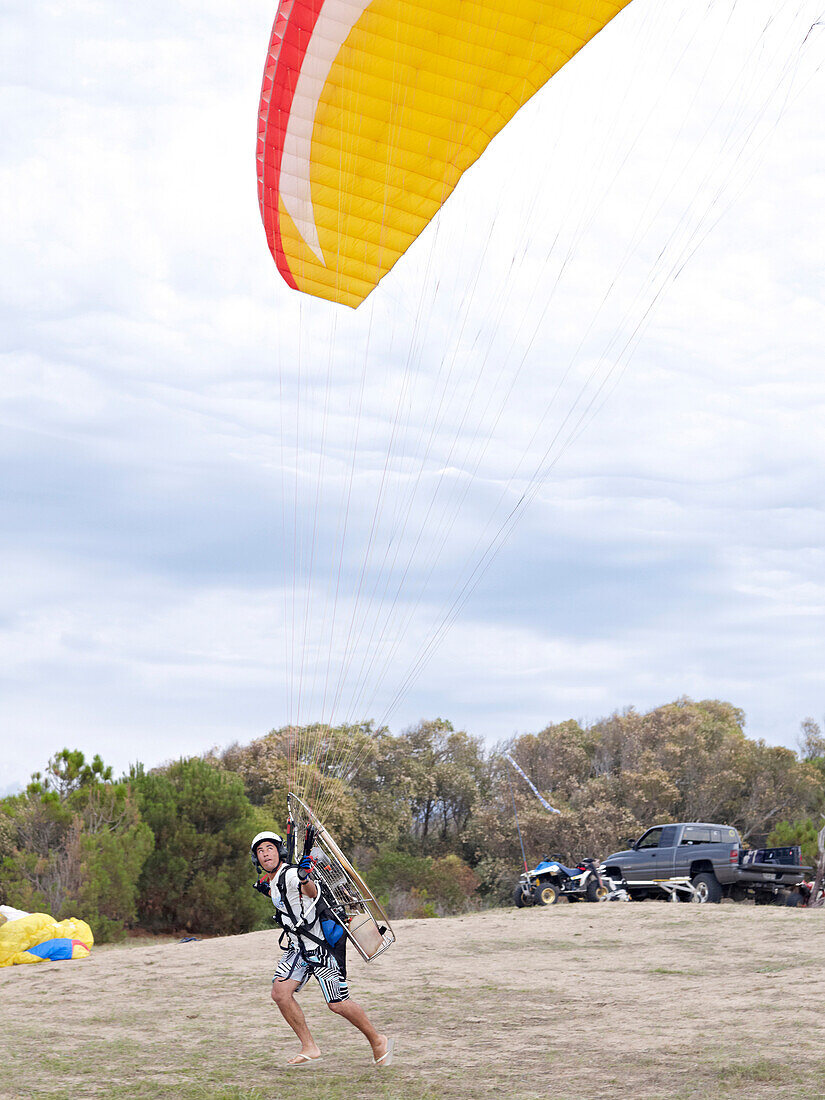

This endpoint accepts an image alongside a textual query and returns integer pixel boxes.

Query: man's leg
[327,998,389,1063]
[271,977,321,1063]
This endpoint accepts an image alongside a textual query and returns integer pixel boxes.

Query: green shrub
[767,818,821,870]
[134,757,259,935]
[0,752,153,942]
[367,849,478,918]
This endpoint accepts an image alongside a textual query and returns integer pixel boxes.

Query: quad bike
[513,856,608,906]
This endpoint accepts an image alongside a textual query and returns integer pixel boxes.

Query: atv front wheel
[512,884,533,908]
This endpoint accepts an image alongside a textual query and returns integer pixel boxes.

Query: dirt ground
[2,900,825,1100]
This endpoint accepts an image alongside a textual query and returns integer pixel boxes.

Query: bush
[367,849,478,918]
[71,793,154,941]
[0,753,153,942]
[134,757,260,935]
[767,818,821,870]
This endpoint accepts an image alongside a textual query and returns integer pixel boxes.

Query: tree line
[1,699,823,941]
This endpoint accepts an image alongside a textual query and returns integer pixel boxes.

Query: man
[251,831,395,1068]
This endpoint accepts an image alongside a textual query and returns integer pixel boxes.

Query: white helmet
[250,831,285,871]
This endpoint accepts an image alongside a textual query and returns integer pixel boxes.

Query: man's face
[256,841,281,873]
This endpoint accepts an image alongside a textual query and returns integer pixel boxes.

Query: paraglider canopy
[0,912,93,967]
[257,0,633,307]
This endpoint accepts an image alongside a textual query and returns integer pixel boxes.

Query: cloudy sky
[1,1,823,792]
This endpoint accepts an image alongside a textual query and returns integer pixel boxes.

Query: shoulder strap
[274,865,300,923]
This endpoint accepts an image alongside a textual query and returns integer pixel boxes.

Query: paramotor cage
[288,792,395,962]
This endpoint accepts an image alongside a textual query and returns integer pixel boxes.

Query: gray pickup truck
[600,822,809,903]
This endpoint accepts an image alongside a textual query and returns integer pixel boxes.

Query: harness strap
[273,865,348,979]
[274,866,330,958]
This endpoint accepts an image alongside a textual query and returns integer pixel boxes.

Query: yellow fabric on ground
[0,913,94,966]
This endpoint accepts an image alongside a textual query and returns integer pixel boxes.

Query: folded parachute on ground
[257,0,633,307]
[0,912,93,966]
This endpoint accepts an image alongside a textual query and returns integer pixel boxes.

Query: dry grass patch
[2,906,825,1099]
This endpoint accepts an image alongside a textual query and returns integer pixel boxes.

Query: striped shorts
[274,947,350,1004]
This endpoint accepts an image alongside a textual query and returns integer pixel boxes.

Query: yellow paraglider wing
[257,0,633,307]
[0,913,93,966]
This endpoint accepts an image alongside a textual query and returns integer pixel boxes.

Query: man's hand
[297,853,315,882]
[252,878,271,897]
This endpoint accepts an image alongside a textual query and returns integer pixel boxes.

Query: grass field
[2,902,824,1099]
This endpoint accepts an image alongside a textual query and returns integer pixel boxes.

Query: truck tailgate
[739,861,811,875]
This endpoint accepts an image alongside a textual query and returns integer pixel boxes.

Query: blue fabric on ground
[26,938,74,961]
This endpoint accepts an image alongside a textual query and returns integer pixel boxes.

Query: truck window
[681,826,713,845]
[659,826,678,847]
[637,828,663,850]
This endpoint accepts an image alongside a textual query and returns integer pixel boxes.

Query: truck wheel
[534,881,560,906]
[513,884,532,908]
[692,872,722,903]
[586,879,608,902]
